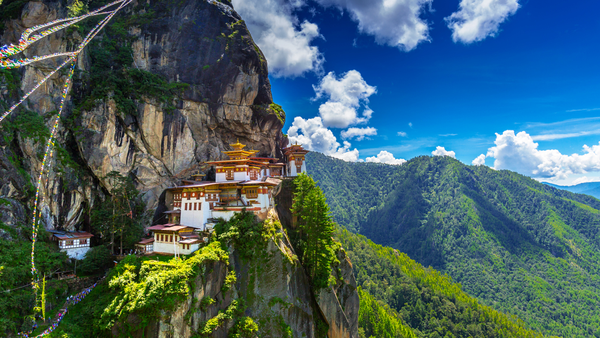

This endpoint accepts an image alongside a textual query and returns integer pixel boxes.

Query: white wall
[155,239,176,254]
[216,172,227,182]
[234,170,249,181]
[63,247,90,260]
[288,159,307,176]
[180,197,210,229]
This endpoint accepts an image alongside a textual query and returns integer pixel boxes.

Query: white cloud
[287,116,359,161]
[446,0,519,44]
[572,176,600,185]
[432,146,456,158]
[341,127,377,141]
[397,131,407,137]
[408,122,413,128]
[366,151,406,165]
[472,154,486,166]
[314,0,432,51]
[531,130,600,141]
[313,70,377,128]
[566,108,600,113]
[486,130,600,180]
[231,0,324,77]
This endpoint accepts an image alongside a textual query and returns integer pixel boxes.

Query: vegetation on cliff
[308,152,600,337]
[290,173,338,291]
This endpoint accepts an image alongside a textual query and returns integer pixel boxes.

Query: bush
[78,245,112,275]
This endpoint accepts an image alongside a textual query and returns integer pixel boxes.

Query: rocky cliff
[0,0,286,233]
[103,207,358,338]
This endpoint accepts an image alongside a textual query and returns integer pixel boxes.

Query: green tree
[291,173,336,290]
[91,171,147,255]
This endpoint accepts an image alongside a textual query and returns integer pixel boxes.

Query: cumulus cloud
[287,116,359,161]
[397,131,407,137]
[432,146,456,158]
[314,0,432,51]
[313,70,377,128]
[486,130,600,180]
[341,127,377,141]
[366,151,406,165]
[231,0,324,77]
[446,0,519,44]
[472,154,486,166]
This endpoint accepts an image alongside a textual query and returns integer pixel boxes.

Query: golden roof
[230,139,246,151]
[223,139,259,158]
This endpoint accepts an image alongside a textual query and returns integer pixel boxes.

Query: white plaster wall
[63,247,91,260]
[155,241,176,254]
[234,171,249,181]
[180,198,207,229]
[216,172,226,182]
[179,243,200,255]
[289,160,298,176]
[301,161,306,174]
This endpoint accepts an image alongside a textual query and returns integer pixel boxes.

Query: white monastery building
[139,140,309,255]
[51,231,94,260]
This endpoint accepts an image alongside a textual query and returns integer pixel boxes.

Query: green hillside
[308,152,600,337]
[340,228,551,338]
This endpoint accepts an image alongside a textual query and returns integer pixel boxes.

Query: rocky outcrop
[274,179,360,338]
[0,0,286,231]
[115,212,358,338]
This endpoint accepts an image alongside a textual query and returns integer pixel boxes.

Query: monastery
[136,141,309,255]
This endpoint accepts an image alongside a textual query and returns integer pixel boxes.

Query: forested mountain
[308,152,600,337]
[340,228,551,338]
[545,182,600,199]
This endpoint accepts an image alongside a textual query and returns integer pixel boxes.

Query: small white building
[51,231,94,260]
[135,238,155,254]
[283,143,309,177]
[146,224,203,255]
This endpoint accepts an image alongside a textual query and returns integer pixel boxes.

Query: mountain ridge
[307,151,600,337]
[544,182,600,200]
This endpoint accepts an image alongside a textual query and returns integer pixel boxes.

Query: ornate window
[250,169,258,180]
[246,188,258,199]
[226,169,234,180]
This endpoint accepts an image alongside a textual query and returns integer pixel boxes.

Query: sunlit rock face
[0,0,286,230]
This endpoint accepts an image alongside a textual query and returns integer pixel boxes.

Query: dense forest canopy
[340,228,552,338]
[308,151,600,337]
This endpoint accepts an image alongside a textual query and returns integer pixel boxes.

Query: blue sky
[231,0,600,185]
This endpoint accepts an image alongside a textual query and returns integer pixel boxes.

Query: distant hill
[544,181,600,199]
[307,152,600,337]
[338,228,551,338]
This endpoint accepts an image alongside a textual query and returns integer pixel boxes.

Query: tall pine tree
[291,173,336,290]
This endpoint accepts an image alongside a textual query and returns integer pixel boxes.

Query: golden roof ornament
[230,138,246,151]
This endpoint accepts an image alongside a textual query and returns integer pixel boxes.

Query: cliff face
[0,0,286,232]
[112,210,358,338]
